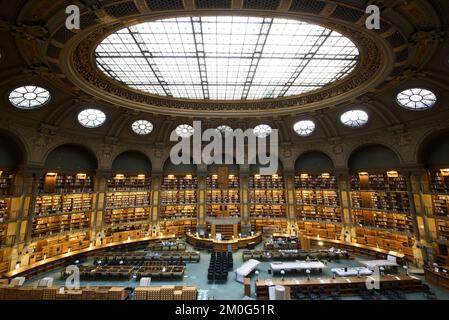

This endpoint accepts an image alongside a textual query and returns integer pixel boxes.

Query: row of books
[350,173,407,191]
[249,175,285,189]
[105,192,151,208]
[34,194,93,216]
[294,174,338,190]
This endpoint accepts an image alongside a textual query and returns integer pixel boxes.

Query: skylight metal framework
[95,16,359,101]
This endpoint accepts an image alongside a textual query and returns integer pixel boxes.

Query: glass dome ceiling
[95,16,359,101]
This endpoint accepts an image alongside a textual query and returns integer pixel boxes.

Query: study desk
[186,232,262,252]
[360,260,399,271]
[3,235,177,279]
[424,267,449,291]
[305,236,408,262]
[255,274,425,300]
[269,261,326,273]
[331,267,373,277]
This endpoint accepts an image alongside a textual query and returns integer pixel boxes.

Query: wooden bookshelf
[294,173,341,233]
[354,227,414,259]
[351,191,410,213]
[104,208,150,225]
[295,173,337,190]
[249,174,286,220]
[436,220,449,242]
[160,219,196,236]
[160,190,196,205]
[206,204,240,218]
[107,174,151,191]
[39,173,94,194]
[28,232,90,263]
[297,221,342,239]
[350,172,407,192]
[0,225,7,247]
[252,219,287,235]
[34,193,93,216]
[353,210,413,234]
[206,174,240,218]
[297,206,341,223]
[250,204,287,219]
[429,170,449,194]
[161,175,197,190]
[106,192,151,209]
[249,174,284,189]
[350,171,414,254]
[0,171,14,196]
[207,175,239,189]
[159,205,197,220]
[32,213,91,239]
[0,198,10,223]
[159,175,197,230]
[432,195,449,217]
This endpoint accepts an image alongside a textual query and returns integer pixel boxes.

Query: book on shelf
[430,170,449,194]
[295,190,340,207]
[353,210,413,233]
[206,204,240,218]
[0,172,14,196]
[350,191,410,214]
[106,192,151,209]
[294,173,337,190]
[39,173,94,194]
[107,174,151,191]
[207,189,240,204]
[350,172,407,192]
[32,213,91,238]
[433,195,449,217]
[34,194,93,216]
[161,175,198,190]
[160,190,196,205]
[250,204,287,218]
[296,206,341,223]
[249,175,284,189]
[159,205,197,220]
[0,198,10,223]
[207,175,240,189]
[105,208,150,225]
[250,189,285,204]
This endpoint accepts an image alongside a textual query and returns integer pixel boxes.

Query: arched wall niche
[112,151,152,174]
[418,130,449,169]
[295,151,335,173]
[0,130,25,170]
[44,144,98,171]
[249,158,284,175]
[348,144,401,171]
[163,157,197,174]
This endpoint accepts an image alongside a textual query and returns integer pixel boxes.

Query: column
[240,164,251,236]
[284,167,297,236]
[197,164,207,235]
[335,168,353,242]
[410,167,435,265]
[150,168,162,236]
[93,169,109,246]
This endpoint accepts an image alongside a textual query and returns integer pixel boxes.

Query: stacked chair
[207,252,233,282]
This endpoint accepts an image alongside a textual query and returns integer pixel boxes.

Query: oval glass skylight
[132,120,154,135]
[396,88,437,110]
[294,120,316,136]
[78,109,106,128]
[9,86,51,109]
[95,16,359,101]
[340,110,368,128]
[253,124,272,138]
[176,124,194,138]
[216,125,233,136]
